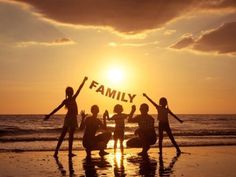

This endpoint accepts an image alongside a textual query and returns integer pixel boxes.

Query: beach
[0,146,235,177]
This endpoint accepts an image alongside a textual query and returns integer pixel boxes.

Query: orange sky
[0,0,236,114]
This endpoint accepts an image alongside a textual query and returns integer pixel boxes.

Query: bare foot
[68,153,76,157]
[138,151,148,156]
[176,149,181,156]
[99,150,109,156]
[53,152,58,158]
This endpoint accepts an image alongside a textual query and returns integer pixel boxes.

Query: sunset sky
[0,0,236,114]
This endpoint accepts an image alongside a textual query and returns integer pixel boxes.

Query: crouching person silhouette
[44,77,88,157]
[127,104,157,156]
[80,105,112,157]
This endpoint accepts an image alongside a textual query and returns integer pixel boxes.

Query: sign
[89,80,136,103]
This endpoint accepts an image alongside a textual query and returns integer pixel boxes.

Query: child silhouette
[44,77,88,157]
[103,104,133,152]
[143,93,183,155]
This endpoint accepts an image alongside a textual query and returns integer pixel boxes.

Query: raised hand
[103,110,109,119]
[131,105,136,112]
[83,76,88,82]
[80,110,87,119]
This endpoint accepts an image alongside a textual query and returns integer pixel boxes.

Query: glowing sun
[107,67,124,83]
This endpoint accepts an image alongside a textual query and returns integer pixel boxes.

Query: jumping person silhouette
[44,77,88,157]
[80,105,112,157]
[143,93,183,155]
[103,104,133,153]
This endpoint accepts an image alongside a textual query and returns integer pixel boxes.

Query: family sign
[89,80,136,103]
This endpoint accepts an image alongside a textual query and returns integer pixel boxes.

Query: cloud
[0,1,71,44]
[16,37,74,47]
[164,29,176,36]
[108,41,158,48]
[13,0,236,34]
[171,35,194,49]
[171,22,236,55]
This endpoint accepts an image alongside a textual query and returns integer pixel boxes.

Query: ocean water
[0,114,236,151]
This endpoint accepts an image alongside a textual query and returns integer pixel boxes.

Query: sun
[107,67,124,83]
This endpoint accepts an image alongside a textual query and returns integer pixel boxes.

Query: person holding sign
[44,77,88,157]
[80,105,112,157]
[103,104,133,153]
[127,104,157,156]
[143,93,183,156]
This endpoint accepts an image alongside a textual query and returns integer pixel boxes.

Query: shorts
[114,129,125,140]
[63,116,78,129]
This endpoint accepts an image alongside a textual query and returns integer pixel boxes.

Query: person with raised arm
[143,93,183,155]
[44,77,88,157]
[79,105,111,157]
[103,104,133,153]
[127,104,157,156]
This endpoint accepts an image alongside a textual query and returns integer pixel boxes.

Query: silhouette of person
[103,104,133,153]
[79,105,112,157]
[143,93,183,155]
[159,153,181,177]
[127,104,157,156]
[44,77,88,157]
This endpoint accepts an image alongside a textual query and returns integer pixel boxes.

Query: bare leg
[114,139,118,152]
[166,127,181,154]
[54,127,68,157]
[158,127,163,155]
[120,140,124,153]
[68,127,76,157]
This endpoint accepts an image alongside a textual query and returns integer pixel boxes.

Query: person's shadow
[54,157,75,177]
[159,153,181,177]
[82,156,112,177]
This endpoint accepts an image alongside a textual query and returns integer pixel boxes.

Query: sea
[0,114,236,151]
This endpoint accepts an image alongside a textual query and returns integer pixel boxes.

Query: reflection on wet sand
[54,156,74,177]
[127,154,157,176]
[113,151,126,176]
[159,153,181,177]
[53,150,181,177]
[83,156,112,177]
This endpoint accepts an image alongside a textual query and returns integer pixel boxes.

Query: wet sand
[0,146,235,177]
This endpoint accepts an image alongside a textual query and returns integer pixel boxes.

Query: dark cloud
[171,35,194,49]
[54,37,72,43]
[14,0,236,33]
[171,22,236,55]
[0,1,69,44]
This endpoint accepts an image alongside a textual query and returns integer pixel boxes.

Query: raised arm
[168,109,183,123]
[143,93,159,108]
[79,110,87,130]
[44,101,65,121]
[103,110,110,120]
[73,76,88,99]
[128,105,136,123]
[102,112,107,129]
